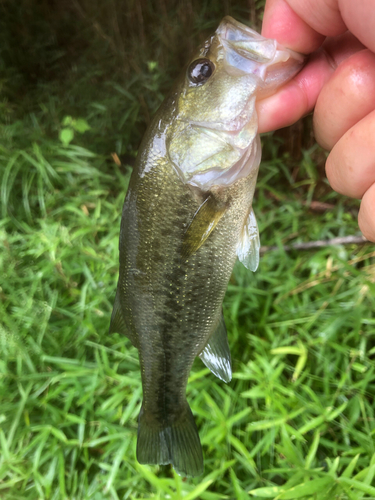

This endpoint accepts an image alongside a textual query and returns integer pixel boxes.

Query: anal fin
[199,313,232,383]
[237,207,260,272]
[109,289,138,348]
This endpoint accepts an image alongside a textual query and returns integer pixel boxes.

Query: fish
[109,16,304,477]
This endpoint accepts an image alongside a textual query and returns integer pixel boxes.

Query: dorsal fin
[182,195,227,258]
[199,313,232,383]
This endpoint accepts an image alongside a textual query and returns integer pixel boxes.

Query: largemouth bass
[110,16,304,477]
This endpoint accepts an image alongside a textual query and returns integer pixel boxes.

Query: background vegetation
[0,0,374,498]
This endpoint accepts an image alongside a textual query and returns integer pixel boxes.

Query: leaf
[58,449,66,498]
[363,463,375,486]
[327,456,340,476]
[277,477,335,499]
[298,415,326,434]
[270,347,303,356]
[50,427,67,443]
[341,454,360,478]
[270,341,307,381]
[147,61,158,71]
[241,386,266,399]
[338,477,375,496]
[73,118,91,133]
[183,480,214,500]
[249,486,285,497]
[305,429,320,469]
[326,402,348,421]
[247,417,285,431]
[228,435,257,473]
[62,115,73,126]
[59,128,74,145]
[105,439,130,492]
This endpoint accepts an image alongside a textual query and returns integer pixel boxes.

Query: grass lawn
[1,1,375,498]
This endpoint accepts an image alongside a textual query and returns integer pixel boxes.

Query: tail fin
[136,402,203,477]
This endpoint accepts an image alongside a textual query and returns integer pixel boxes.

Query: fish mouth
[218,16,283,72]
[217,16,304,91]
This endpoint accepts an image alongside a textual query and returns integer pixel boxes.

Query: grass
[1,0,375,498]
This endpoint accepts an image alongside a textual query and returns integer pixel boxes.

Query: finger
[326,109,375,199]
[314,49,375,150]
[339,0,375,54]
[358,183,375,242]
[285,0,347,36]
[262,0,325,53]
[257,33,364,133]
[263,0,375,54]
[257,50,333,132]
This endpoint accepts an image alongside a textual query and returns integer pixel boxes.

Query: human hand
[257,0,375,242]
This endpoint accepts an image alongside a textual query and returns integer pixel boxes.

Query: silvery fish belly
[110,16,304,477]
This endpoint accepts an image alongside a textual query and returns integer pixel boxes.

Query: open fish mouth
[217,16,304,84]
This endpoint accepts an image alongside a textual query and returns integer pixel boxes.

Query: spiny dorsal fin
[109,289,139,348]
[182,195,227,258]
[199,313,232,383]
[237,207,260,272]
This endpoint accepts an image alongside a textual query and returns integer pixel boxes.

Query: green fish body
[110,17,304,476]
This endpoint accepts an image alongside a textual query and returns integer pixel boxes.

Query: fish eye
[187,58,215,85]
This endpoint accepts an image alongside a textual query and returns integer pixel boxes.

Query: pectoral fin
[109,289,139,348]
[237,207,260,272]
[199,313,232,383]
[182,195,227,258]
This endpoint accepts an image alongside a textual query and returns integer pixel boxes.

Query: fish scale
[110,16,304,476]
